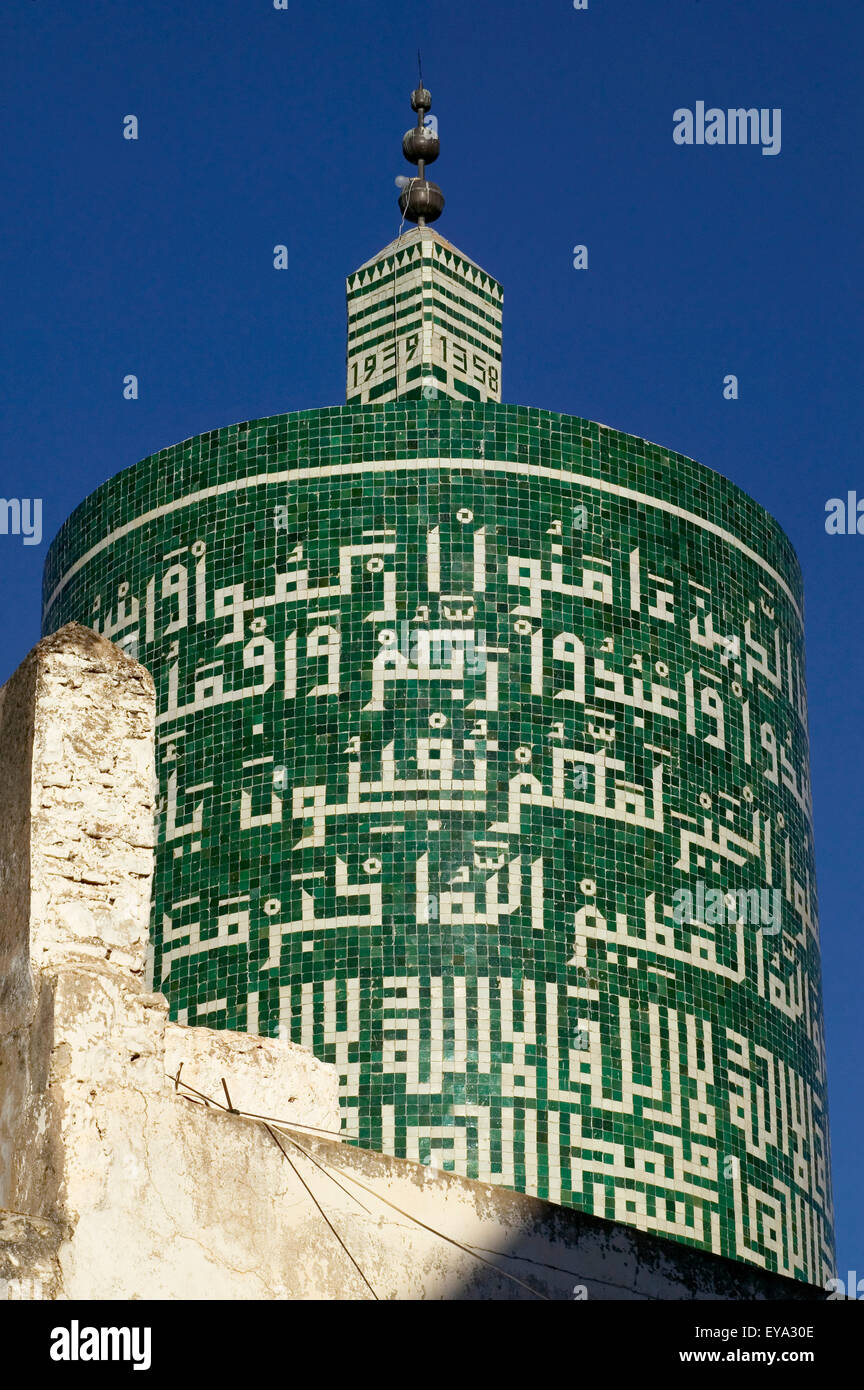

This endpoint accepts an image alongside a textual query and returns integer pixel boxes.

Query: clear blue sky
[1,0,860,1277]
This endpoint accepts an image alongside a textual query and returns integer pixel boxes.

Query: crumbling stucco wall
[0,627,342,1299]
[0,627,825,1301]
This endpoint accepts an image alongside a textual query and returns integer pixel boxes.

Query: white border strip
[43,457,803,625]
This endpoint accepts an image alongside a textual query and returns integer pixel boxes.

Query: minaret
[346,81,503,405]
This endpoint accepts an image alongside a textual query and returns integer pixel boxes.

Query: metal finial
[399,74,443,227]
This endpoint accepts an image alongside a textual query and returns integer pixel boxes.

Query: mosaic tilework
[346,228,503,405]
[42,401,834,1283]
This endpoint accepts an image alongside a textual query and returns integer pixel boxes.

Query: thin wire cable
[170,1069,377,1288]
[167,1071,356,1140]
[273,1126,549,1302]
[391,179,417,401]
[266,1120,374,1217]
[167,1068,549,1300]
[265,1125,378,1301]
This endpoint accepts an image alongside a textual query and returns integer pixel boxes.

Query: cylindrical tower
[42,399,833,1284]
[41,82,834,1286]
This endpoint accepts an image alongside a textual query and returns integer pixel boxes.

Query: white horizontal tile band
[43,456,802,626]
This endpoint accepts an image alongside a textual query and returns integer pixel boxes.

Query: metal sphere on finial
[398,80,444,226]
[402,125,439,164]
[399,180,445,224]
[410,86,432,113]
